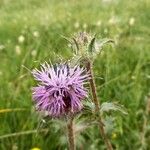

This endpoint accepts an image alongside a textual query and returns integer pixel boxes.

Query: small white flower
[83,23,87,29]
[146,74,150,79]
[108,16,119,25]
[74,22,80,29]
[31,50,37,57]
[18,35,25,43]
[33,31,39,38]
[15,45,21,55]
[129,17,135,26]
[131,76,136,80]
[12,144,18,150]
[96,20,101,27]
[0,45,5,50]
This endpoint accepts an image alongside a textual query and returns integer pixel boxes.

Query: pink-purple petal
[32,62,89,118]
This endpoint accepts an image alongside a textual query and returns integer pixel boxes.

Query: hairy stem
[86,60,113,150]
[67,116,75,150]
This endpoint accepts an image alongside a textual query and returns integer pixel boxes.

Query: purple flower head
[32,62,89,118]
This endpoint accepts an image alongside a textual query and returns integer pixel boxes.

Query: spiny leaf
[95,38,114,54]
[98,38,114,49]
[72,37,79,54]
[104,116,115,134]
[88,36,96,53]
[69,55,82,66]
[61,35,72,44]
[83,100,95,111]
[61,35,80,54]
[100,102,128,115]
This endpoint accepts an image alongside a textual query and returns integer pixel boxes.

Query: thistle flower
[32,62,89,118]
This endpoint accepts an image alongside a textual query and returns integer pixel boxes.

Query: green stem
[67,116,75,150]
[86,60,113,150]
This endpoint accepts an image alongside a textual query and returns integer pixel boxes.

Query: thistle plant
[31,32,126,150]
[71,32,114,150]
[32,62,89,150]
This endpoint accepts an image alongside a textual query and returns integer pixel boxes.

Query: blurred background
[0,0,150,149]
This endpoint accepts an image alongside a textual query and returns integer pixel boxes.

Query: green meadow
[0,0,150,149]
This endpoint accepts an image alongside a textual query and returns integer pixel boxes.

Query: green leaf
[69,55,82,66]
[61,35,79,54]
[61,35,72,43]
[100,102,128,115]
[95,38,114,54]
[72,38,79,54]
[88,36,96,53]
[83,100,95,111]
[104,116,115,134]
[99,38,114,48]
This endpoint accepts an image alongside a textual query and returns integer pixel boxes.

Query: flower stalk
[86,59,113,150]
[67,116,75,150]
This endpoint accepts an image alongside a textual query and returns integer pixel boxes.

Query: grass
[0,0,150,149]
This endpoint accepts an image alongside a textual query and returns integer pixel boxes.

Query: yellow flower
[31,147,41,150]
[111,133,117,139]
